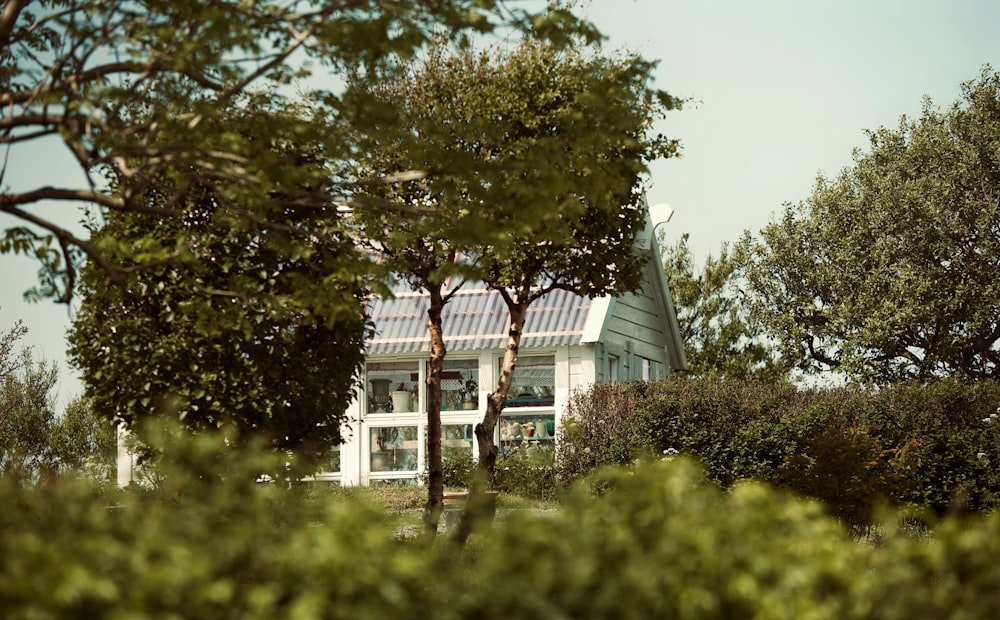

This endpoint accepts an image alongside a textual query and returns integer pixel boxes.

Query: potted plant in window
[459,372,478,410]
[391,383,412,412]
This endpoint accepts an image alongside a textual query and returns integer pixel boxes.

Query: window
[369,425,419,472]
[442,423,474,454]
[608,354,620,383]
[505,355,555,408]
[500,413,555,455]
[328,444,341,473]
[438,359,479,412]
[366,361,418,414]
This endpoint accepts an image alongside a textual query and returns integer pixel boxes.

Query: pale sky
[2,0,999,406]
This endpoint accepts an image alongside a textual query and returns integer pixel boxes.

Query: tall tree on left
[67,106,370,464]
[0,0,599,303]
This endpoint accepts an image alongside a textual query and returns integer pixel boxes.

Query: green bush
[462,458,863,620]
[561,377,1000,526]
[0,426,438,620]
[440,448,477,489]
[8,430,1000,619]
[493,445,557,501]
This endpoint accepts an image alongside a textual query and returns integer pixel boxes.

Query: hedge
[7,439,1000,620]
[559,378,1000,528]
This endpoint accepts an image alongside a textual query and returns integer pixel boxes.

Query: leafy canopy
[349,37,679,281]
[745,67,1000,384]
[1,318,114,479]
[67,123,369,459]
[663,233,790,382]
[1,0,600,304]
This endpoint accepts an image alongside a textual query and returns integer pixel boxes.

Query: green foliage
[745,67,1000,383]
[10,429,1000,619]
[858,511,1000,619]
[2,0,600,302]
[460,460,862,620]
[0,316,28,377]
[1,348,59,476]
[349,38,679,267]
[48,396,117,481]
[493,446,557,501]
[440,449,478,489]
[67,134,369,462]
[1,320,113,480]
[663,233,791,381]
[561,378,1000,527]
[0,425,434,620]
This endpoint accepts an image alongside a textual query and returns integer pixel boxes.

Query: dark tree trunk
[422,287,446,537]
[454,297,528,545]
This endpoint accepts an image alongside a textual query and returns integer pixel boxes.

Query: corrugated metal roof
[366,286,592,355]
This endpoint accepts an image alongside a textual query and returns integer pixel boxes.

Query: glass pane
[367,362,419,413]
[505,355,555,408]
[370,426,419,472]
[439,359,479,412]
[442,423,474,454]
[500,414,555,448]
[328,444,341,473]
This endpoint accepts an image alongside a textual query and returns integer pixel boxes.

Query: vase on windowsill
[391,387,411,413]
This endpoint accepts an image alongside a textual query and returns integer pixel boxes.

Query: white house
[116,201,687,487]
[322,201,687,486]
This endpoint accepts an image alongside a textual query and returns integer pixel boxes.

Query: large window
[439,359,479,412]
[500,413,555,455]
[366,361,419,414]
[369,425,419,472]
[505,355,555,408]
[500,354,555,455]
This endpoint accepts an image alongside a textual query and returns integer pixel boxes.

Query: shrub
[493,445,557,501]
[776,419,898,531]
[440,448,477,489]
[461,458,863,619]
[562,377,1000,526]
[557,382,650,485]
[10,428,1000,619]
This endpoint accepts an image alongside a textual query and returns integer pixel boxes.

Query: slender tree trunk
[454,297,528,544]
[422,287,447,537]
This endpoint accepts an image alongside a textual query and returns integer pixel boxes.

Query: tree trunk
[454,298,528,544]
[422,287,446,537]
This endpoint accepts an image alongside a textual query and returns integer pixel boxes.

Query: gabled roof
[366,286,592,355]
[364,196,688,372]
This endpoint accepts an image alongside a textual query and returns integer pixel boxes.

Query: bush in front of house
[493,445,558,501]
[9,427,1000,620]
[0,425,442,620]
[559,378,1000,528]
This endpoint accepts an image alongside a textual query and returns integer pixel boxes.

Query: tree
[662,233,789,381]
[67,127,370,464]
[1,0,599,304]
[0,317,28,378]
[745,68,1000,384]
[350,37,680,537]
[0,347,58,476]
[49,395,116,480]
[1,319,113,479]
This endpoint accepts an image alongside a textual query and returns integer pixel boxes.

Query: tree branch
[806,335,841,368]
[0,0,28,49]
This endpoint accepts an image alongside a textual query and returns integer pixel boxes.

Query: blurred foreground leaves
[3,424,1000,619]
